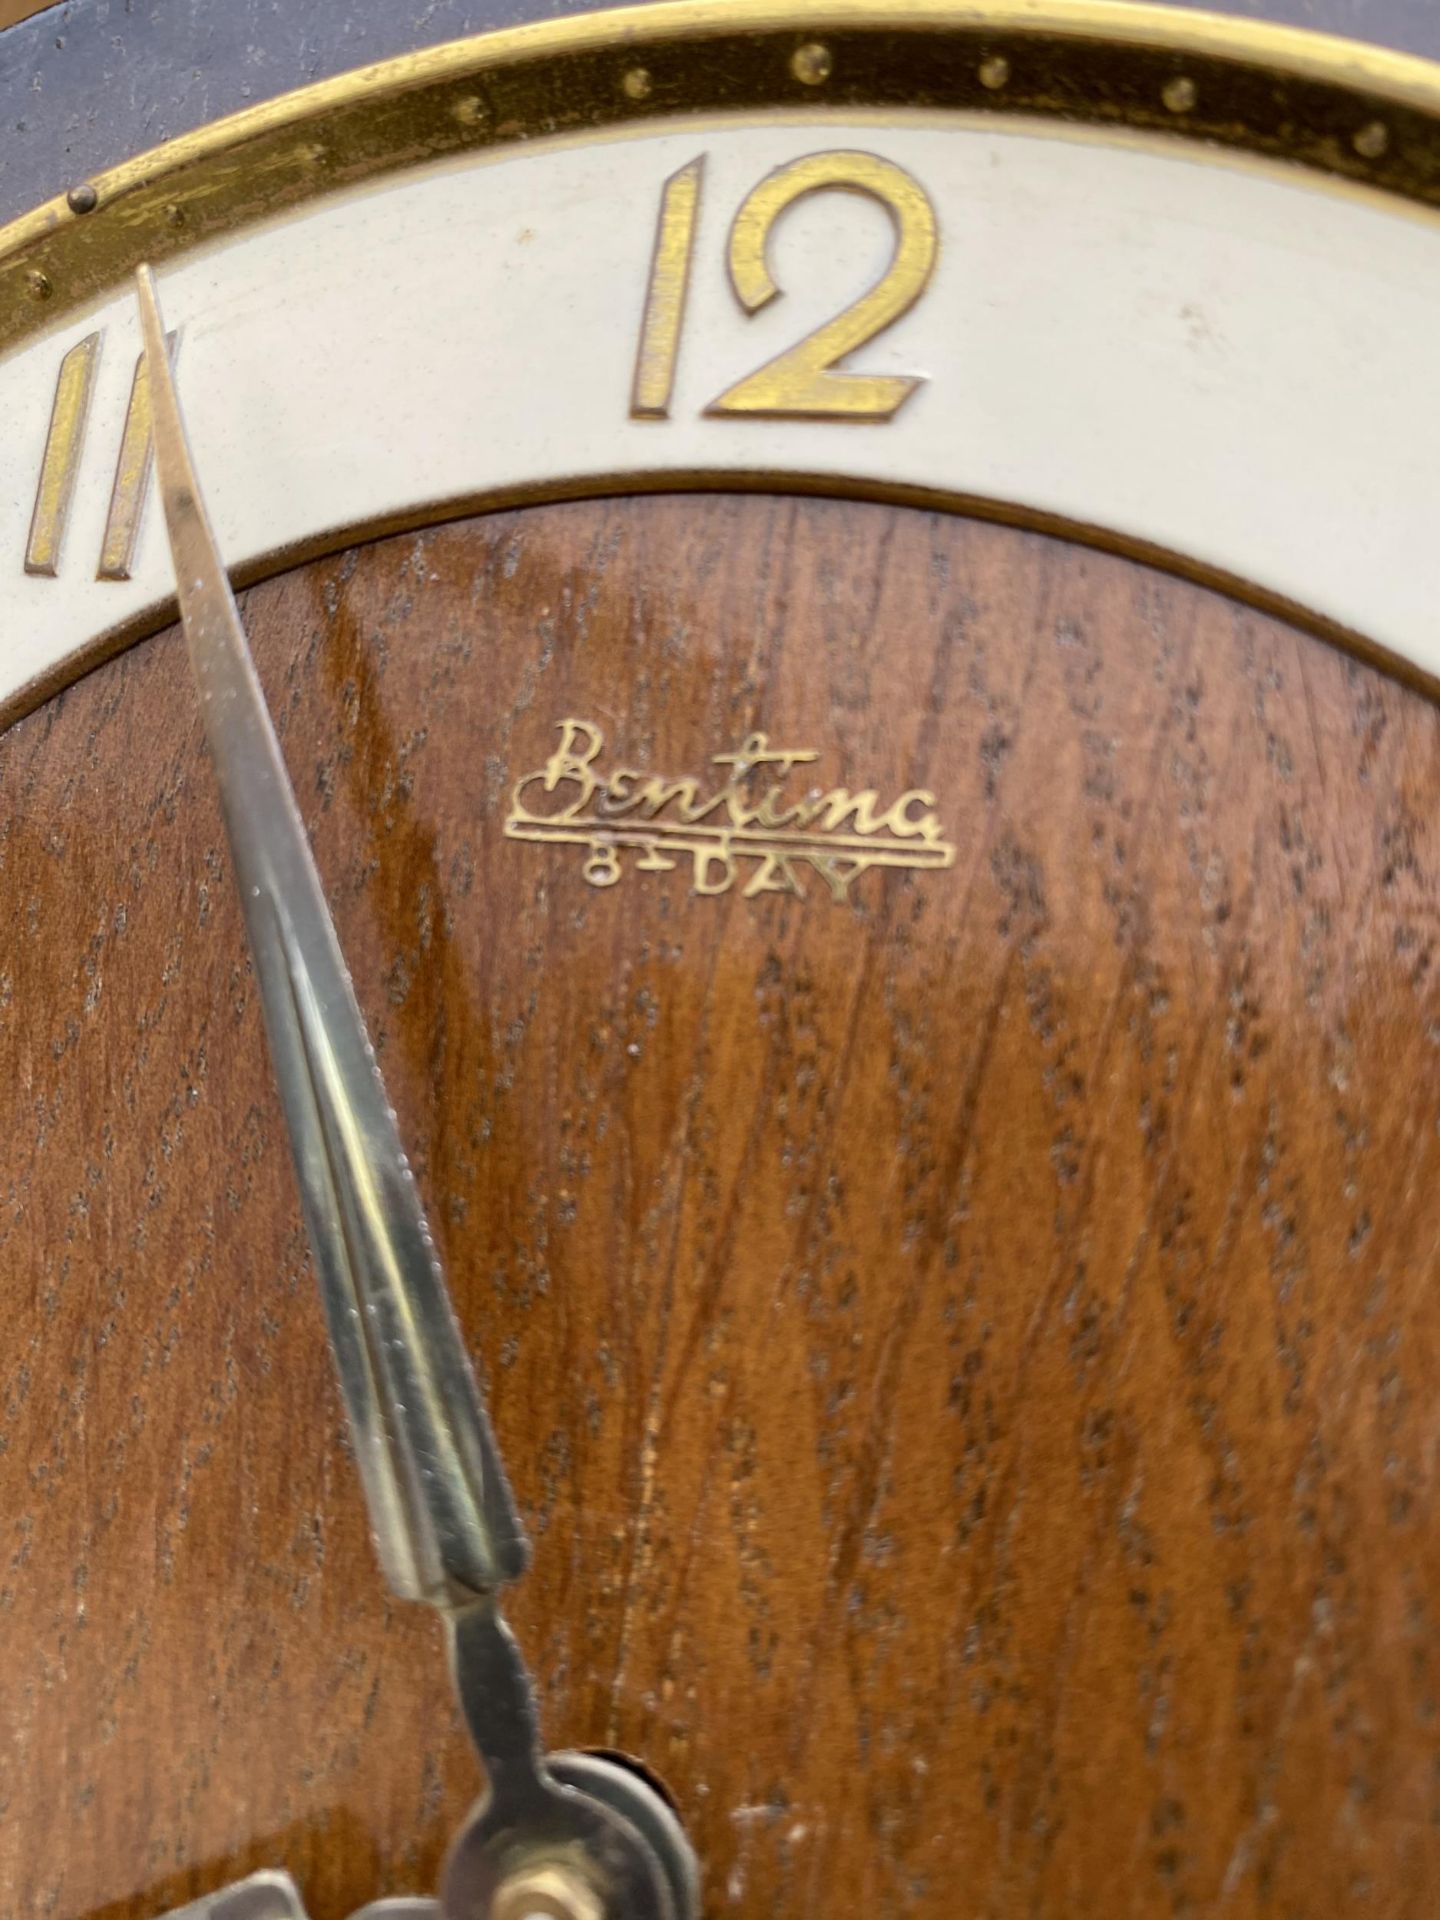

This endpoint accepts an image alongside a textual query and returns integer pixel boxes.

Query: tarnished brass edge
[4,1,1440,354]
[4,471,1434,741]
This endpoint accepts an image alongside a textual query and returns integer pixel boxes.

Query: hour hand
[136,264,698,1920]
[134,263,527,1607]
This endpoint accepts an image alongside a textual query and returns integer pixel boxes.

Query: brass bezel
[5,0,1440,728]
[4,0,1440,355]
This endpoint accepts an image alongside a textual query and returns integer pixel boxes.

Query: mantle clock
[2,2,1438,1916]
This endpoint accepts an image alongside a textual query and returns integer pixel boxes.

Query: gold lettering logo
[505,720,955,901]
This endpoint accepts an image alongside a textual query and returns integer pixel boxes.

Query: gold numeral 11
[25,332,100,578]
[25,328,179,581]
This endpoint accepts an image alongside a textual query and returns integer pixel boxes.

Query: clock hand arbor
[135,266,698,1920]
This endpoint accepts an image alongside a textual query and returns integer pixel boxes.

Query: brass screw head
[790,41,833,86]
[978,55,1010,91]
[1163,75,1198,114]
[1354,119,1389,159]
[24,269,52,302]
[490,1861,606,1920]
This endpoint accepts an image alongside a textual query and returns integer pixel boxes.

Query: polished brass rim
[3,0,1440,355]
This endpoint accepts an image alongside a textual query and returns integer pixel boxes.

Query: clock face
[3,5,1440,1918]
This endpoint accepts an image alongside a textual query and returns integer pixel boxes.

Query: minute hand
[135,264,527,1607]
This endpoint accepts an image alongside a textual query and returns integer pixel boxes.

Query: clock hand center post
[134,266,697,1920]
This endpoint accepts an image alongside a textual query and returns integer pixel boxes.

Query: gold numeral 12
[631,148,939,424]
[25,328,178,581]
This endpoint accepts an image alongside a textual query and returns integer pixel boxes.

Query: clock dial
[7,496,1440,1917]
[5,3,1440,716]
[3,6,1440,1918]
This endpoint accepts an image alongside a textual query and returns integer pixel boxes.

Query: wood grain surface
[2,495,1439,1920]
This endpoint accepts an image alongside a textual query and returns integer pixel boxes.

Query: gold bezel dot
[791,41,833,87]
